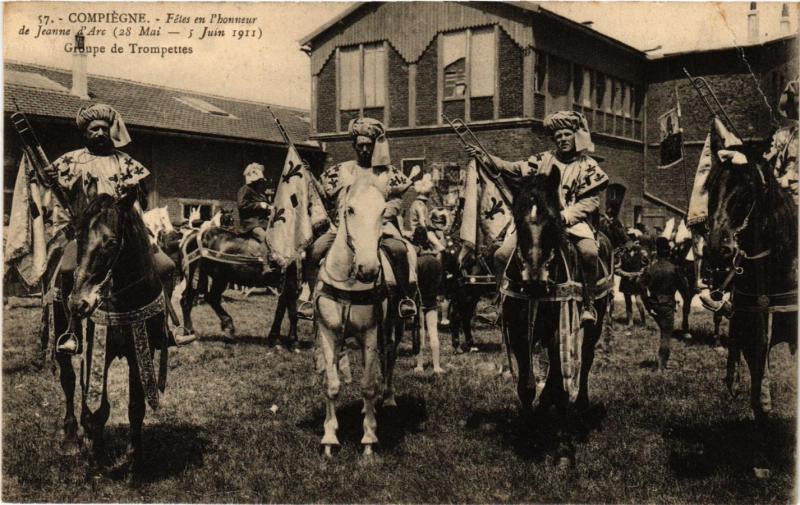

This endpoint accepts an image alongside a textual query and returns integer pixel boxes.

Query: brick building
[301,1,798,229]
[4,61,326,225]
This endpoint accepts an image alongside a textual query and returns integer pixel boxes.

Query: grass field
[2,293,796,503]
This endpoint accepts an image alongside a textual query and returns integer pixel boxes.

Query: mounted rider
[43,103,192,353]
[237,162,274,263]
[300,117,419,319]
[465,110,609,324]
[765,77,798,201]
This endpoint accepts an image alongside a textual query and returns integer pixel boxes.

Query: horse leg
[316,311,342,456]
[268,291,286,346]
[738,313,773,475]
[126,354,146,478]
[180,265,196,335]
[449,297,461,351]
[382,309,400,408]
[507,301,534,414]
[576,303,605,412]
[56,352,80,454]
[462,295,478,352]
[680,289,692,339]
[81,355,112,471]
[361,321,380,456]
[624,294,633,327]
[207,278,235,340]
[712,312,723,347]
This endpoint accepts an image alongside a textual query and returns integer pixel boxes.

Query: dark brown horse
[702,120,797,470]
[67,188,171,475]
[501,167,613,469]
[179,227,299,348]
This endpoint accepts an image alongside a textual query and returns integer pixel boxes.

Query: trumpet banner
[459,159,512,250]
[266,146,318,267]
[5,155,48,286]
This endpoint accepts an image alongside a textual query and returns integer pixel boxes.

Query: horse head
[702,118,795,286]
[69,189,144,318]
[511,165,565,283]
[342,178,385,283]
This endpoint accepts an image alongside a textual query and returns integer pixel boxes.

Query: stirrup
[298,300,314,320]
[56,331,81,355]
[398,297,417,319]
[580,307,597,325]
[171,326,197,346]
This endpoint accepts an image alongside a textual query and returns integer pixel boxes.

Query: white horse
[142,205,175,245]
[314,177,389,457]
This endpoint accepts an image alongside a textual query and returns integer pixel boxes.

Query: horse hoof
[324,445,333,458]
[383,395,398,408]
[556,456,573,470]
[363,444,374,457]
[683,333,692,341]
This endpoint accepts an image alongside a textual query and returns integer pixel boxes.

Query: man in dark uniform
[237,162,272,244]
[640,237,689,370]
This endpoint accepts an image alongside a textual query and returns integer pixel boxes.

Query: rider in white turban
[464,110,609,324]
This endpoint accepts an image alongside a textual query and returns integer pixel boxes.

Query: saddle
[182,225,273,271]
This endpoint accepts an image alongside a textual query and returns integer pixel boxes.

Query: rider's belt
[317,280,387,305]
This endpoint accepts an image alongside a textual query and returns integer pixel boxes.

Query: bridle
[323,186,373,283]
[705,175,770,299]
[77,206,149,307]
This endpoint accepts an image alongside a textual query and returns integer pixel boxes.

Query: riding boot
[580,261,598,325]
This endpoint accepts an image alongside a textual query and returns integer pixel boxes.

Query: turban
[243,162,265,184]
[348,117,390,166]
[75,103,131,148]
[543,111,594,153]
[779,78,799,120]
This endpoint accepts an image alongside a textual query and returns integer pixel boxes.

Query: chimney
[781,3,791,35]
[747,2,759,44]
[70,32,89,100]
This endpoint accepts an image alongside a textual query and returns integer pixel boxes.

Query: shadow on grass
[297,395,428,452]
[103,422,209,483]
[464,402,607,461]
[198,335,312,348]
[662,416,795,479]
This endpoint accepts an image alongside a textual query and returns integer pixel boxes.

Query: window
[181,201,214,222]
[401,158,425,177]
[175,96,235,118]
[339,47,360,110]
[443,31,467,98]
[534,51,547,93]
[594,72,606,110]
[469,28,495,97]
[364,45,385,107]
[339,43,386,112]
[442,28,496,100]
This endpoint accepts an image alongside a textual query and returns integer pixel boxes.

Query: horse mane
[78,193,157,270]
[512,172,566,240]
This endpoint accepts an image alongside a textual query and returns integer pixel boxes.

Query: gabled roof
[4,61,320,149]
[299,1,645,57]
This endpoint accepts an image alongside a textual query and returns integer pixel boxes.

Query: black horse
[501,167,613,468]
[702,120,797,472]
[441,237,498,352]
[179,226,299,348]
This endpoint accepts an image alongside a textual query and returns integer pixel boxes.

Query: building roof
[4,61,320,149]
[657,33,797,59]
[299,1,645,57]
